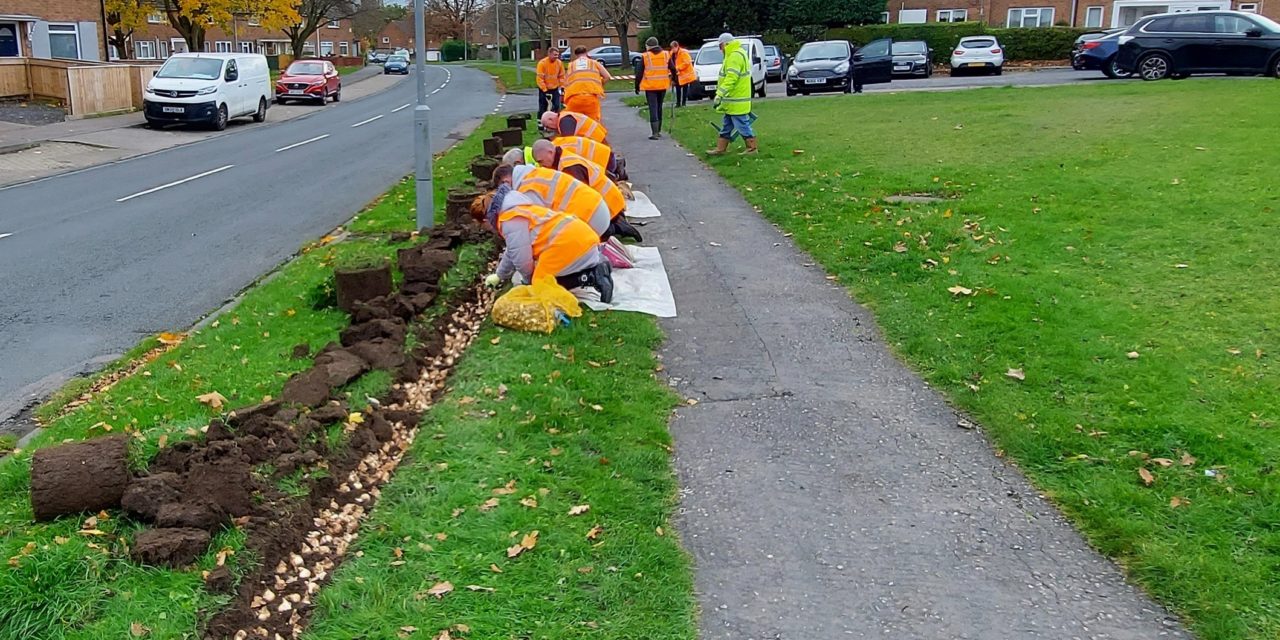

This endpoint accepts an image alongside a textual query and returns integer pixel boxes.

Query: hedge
[768,22,1089,62]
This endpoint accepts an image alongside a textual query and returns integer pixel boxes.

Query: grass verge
[0,115,501,639]
[665,78,1280,640]
[303,314,696,640]
[466,61,635,93]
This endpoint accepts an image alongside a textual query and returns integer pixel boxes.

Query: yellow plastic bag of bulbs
[492,280,582,333]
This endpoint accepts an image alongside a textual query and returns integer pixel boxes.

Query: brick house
[127,13,362,61]
[884,0,1275,28]
[375,18,415,51]
[0,0,108,60]
[464,0,650,57]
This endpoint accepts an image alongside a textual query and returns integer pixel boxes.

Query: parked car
[383,54,410,75]
[393,48,411,59]
[950,36,1004,75]
[1071,29,1123,66]
[1116,10,1280,80]
[891,40,932,77]
[577,45,642,67]
[368,50,389,64]
[143,52,271,131]
[785,38,893,95]
[763,44,787,81]
[275,59,341,105]
[1072,31,1133,78]
[689,36,768,100]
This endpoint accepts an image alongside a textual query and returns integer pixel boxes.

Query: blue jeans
[718,113,755,140]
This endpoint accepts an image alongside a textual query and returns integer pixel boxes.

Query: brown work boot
[741,137,759,155]
[705,137,730,156]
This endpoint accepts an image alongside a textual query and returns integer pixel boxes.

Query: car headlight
[834,61,850,74]
[196,85,217,95]
[144,86,156,94]
[787,66,798,76]
[311,79,326,86]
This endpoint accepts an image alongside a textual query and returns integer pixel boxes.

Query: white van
[689,36,767,101]
[143,53,272,130]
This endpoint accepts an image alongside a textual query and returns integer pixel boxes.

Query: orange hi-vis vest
[558,151,625,217]
[564,56,606,100]
[536,57,566,91]
[498,203,600,282]
[513,167,611,237]
[672,47,696,85]
[640,50,672,91]
[552,136,613,171]
[556,111,608,143]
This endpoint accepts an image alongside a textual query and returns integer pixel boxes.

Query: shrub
[441,40,467,62]
[821,22,1088,62]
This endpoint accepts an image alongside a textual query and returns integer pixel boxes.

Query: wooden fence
[0,58,162,118]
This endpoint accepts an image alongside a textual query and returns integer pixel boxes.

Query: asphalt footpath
[604,99,1191,640]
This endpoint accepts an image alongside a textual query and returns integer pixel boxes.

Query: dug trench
[28,218,499,640]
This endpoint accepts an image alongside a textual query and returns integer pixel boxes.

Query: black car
[1116,10,1280,80]
[785,39,892,96]
[891,40,932,77]
[1073,31,1133,78]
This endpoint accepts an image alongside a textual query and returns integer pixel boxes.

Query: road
[0,64,504,426]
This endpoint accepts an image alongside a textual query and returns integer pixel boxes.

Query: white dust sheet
[574,246,676,318]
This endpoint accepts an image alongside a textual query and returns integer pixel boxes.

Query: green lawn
[665,79,1280,640]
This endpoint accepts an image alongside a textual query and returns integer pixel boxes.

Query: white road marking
[0,233,12,240]
[115,165,235,203]
[274,134,330,153]
[351,115,384,127]
[392,103,412,112]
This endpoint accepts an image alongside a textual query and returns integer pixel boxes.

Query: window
[328,20,340,28]
[602,37,612,44]
[48,23,81,59]
[557,38,568,48]
[382,36,390,43]
[248,16,261,26]
[1084,5,1103,27]
[1168,14,1212,31]
[479,28,489,35]
[1007,7,1054,26]
[582,20,594,28]
[240,41,253,53]
[558,20,568,28]
[320,41,333,55]
[859,39,890,57]
[1214,14,1256,32]
[881,11,891,22]
[936,9,968,21]
[604,21,615,28]
[158,40,169,58]
[147,12,165,24]
[214,40,232,52]
[1238,2,1258,11]
[134,40,155,59]
[637,20,651,28]
[340,41,349,55]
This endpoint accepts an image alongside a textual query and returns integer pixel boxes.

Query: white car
[689,36,767,101]
[144,53,272,130]
[950,36,1005,76]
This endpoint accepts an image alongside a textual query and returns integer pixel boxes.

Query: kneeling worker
[540,110,609,145]
[529,139,641,242]
[552,135,626,182]
[494,163,644,241]
[472,186,614,303]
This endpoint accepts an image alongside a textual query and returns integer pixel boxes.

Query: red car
[276,59,341,105]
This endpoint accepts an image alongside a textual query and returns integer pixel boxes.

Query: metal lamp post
[514,0,521,85]
[413,0,433,230]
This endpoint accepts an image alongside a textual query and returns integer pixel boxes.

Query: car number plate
[963,62,981,67]
[162,106,184,113]
[895,64,910,69]
[288,89,305,95]
[804,78,825,85]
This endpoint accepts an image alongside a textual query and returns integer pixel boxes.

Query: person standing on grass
[707,32,757,156]
[536,46,567,120]
[563,46,612,123]
[670,40,696,107]
[633,37,672,139]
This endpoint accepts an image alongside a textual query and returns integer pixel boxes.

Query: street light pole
[514,0,522,85]
[413,0,433,230]
[494,1,500,61]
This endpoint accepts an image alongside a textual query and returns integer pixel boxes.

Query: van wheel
[333,88,341,102]
[212,104,228,131]
[1137,52,1172,81]
[755,82,766,98]
[252,98,267,123]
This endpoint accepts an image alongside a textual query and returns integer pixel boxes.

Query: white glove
[484,273,501,288]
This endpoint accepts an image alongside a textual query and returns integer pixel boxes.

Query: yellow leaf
[1138,467,1155,486]
[1126,351,1140,359]
[347,412,365,425]
[286,308,296,317]
[196,391,227,411]
[156,332,184,346]
[1170,496,1190,508]
[492,480,517,496]
[568,504,591,516]
[433,630,453,640]
[1151,458,1174,467]
[586,525,603,540]
[947,285,972,296]
[129,621,150,637]
[590,404,604,412]
[489,563,503,573]
[1181,452,1197,466]
[520,530,539,551]
[393,547,403,559]
[79,529,107,536]
[519,497,538,509]
[490,336,501,345]
[655,526,665,536]
[478,498,499,512]
[943,208,953,218]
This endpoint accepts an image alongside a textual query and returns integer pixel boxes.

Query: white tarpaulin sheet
[574,246,677,317]
[627,191,662,218]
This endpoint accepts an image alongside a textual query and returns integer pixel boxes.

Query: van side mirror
[225,69,238,81]
[1245,27,1263,37]
[753,56,761,64]
[853,53,864,62]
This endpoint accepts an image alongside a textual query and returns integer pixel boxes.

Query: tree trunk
[111,29,133,60]
[617,26,631,66]
[290,30,309,58]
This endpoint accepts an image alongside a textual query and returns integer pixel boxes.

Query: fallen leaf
[1126,351,1141,359]
[1005,368,1025,381]
[947,285,973,296]
[196,391,227,410]
[347,412,365,425]
[478,498,500,512]
[519,496,538,509]
[1226,348,1242,356]
[1138,467,1155,486]
[586,525,603,540]
[506,543,527,558]
[432,630,452,640]
[434,532,448,541]
[943,208,953,218]
[520,530,539,551]
[791,149,805,155]
[1181,452,1197,466]
[78,529,107,536]
[492,480,517,496]
[393,547,404,559]
[465,584,495,592]
[1170,496,1190,508]
[655,526,665,536]
[490,336,501,345]
[489,563,503,573]
[453,625,471,634]
[1151,458,1174,467]
[893,242,908,253]
[590,404,603,412]
[424,581,453,599]
[398,627,417,639]
[156,332,184,346]
[568,504,591,516]
[578,565,594,573]
[129,621,150,637]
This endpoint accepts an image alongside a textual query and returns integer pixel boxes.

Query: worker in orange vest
[491,163,611,237]
[539,110,609,144]
[535,46,566,120]
[552,136,627,181]
[561,46,612,123]
[472,187,614,302]
[670,40,696,107]
[530,139,641,242]
[632,37,672,139]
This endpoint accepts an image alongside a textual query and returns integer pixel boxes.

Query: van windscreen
[156,57,224,80]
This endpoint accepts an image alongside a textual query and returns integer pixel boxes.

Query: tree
[651,0,773,44]
[579,0,645,64]
[521,0,565,46]
[426,0,483,41]
[104,0,150,60]
[352,0,387,44]
[159,0,300,51]
[774,0,885,29]
[283,0,368,58]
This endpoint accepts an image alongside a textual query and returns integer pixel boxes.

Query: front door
[0,23,20,57]
[854,38,894,84]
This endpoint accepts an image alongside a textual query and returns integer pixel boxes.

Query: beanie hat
[645,37,659,49]
[717,32,734,46]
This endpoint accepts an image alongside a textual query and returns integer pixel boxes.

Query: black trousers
[645,89,666,128]
[537,89,561,118]
[674,83,689,106]
[851,69,863,93]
